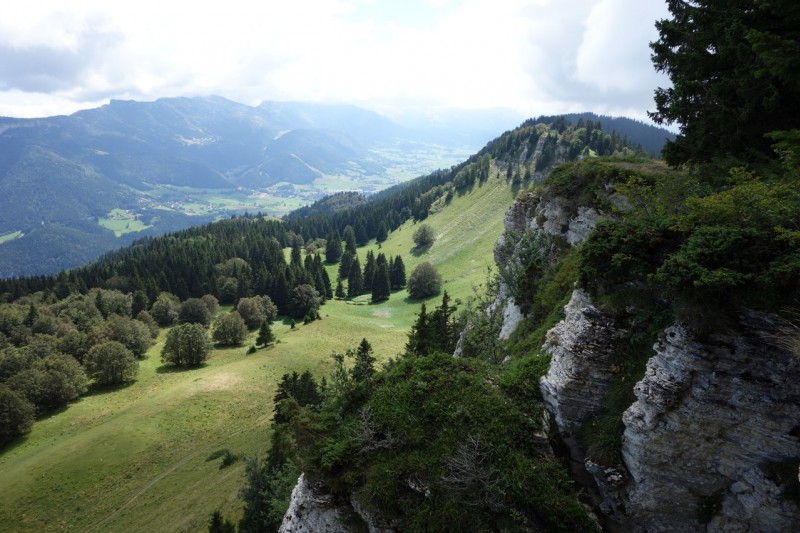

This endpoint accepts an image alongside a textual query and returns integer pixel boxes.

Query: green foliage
[580,167,800,326]
[212,312,248,346]
[287,284,322,320]
[283,352,595,531]
[650,0,800,169]
[104,315,155,358]
[236,295,277,330]
[207,510,236,533]
[256,320,275,347]
[150,292,180,327]
[0,383,35,446]
[412,223,436,248]
[162,322,213,366]
[406,292,458,357]
[7,353,88,413]
[85,341,139,386]
[407,261,442,299]
[370,262,391,303]
[178,298,212,326]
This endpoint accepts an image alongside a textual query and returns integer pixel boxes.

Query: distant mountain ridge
[0,98,674,278]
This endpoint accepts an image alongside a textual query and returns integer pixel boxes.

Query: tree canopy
[162,323,213,367]
[649,0,800,169]
[407,261,442,299]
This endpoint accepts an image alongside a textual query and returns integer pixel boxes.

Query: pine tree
[376,221,389,243]
[371,263,391,303]
[343,225,357,254]
[347,257,363,297]
[362,250,376,293]
[325,231,343,263]
[391,255,406,289]
[339,250,354,281]
[351,338,376,387]
[256,320,275,347]
[335,278,345,299]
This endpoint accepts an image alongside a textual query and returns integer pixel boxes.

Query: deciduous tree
[162,323,212,366]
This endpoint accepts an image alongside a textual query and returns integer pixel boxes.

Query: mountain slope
[0,97,466,277]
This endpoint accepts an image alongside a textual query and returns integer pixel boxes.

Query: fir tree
[343,225,357,254]
[325,231,343,264]
[347,257,363,297]
[335,278,345,299]
[256,320,275,347]
[391,255,407,289]
[362,250,376,293]
[371,263,391,303]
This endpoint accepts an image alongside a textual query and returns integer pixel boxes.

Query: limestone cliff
[495,178,800,530]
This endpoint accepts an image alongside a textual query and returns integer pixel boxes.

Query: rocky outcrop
[278,474,349,533]
[279,474,398,533]
[492,187,611,341]
[540,289,622,436]
[537,290,800,530]
[620,312,800,531]
[493,181,800,530]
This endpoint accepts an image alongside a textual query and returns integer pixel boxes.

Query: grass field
[0,171,517,532]
[0,231,24,244]
[99,209,153,237]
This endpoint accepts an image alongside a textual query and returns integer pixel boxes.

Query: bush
[407,261,442,299]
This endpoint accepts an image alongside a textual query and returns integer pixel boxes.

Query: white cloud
[0,0,671,122]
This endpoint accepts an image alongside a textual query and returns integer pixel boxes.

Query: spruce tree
[376,221,389,243]
[343,225,357,254]
[325,231,343,264]
[335,278,345,299]
[391,255,407,289]
[362,250,376,293]
[371,263,391,303]
[256,320,275,347]
[347,257,363,297]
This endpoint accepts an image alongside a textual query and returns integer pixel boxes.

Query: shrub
[407,262,442,299]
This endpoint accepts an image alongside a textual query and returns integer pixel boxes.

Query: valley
[0,167,516,531]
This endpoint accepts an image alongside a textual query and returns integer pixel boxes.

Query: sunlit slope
[0,170,517,532]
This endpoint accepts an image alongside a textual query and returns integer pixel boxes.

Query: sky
[0,0,671,123]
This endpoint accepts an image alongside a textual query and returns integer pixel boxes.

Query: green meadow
[0,171,517,532]
[0,231,23,245]
[99,209,153,237]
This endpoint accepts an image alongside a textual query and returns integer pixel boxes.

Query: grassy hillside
[0,170,516,531]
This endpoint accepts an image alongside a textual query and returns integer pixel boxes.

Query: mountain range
[0,97,672,278]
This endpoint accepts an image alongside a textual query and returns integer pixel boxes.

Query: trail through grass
[0,172,517,532]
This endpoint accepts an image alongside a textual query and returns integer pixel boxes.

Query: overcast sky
[0,0,670,123]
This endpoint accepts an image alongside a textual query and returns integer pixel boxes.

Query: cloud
[0,0,671,121]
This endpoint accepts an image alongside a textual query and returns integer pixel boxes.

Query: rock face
[540,289,622,463]
[620,313,800,531]
[278,474,349,533]
[492,187,610,340]
[494,185,800,530]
